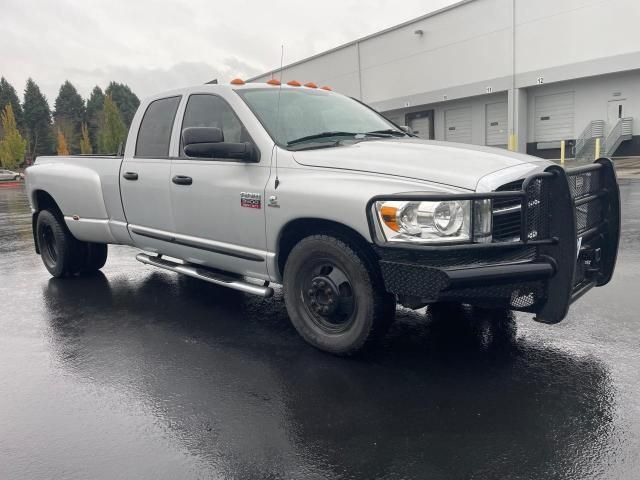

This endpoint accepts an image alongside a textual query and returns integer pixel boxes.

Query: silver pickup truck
[26,81,621,355]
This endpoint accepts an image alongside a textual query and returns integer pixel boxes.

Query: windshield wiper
[287,131,358,146]
[365,129,407,137]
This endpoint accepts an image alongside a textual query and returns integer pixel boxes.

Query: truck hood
[292,138,550,191]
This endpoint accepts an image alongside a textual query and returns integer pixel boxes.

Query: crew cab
[25,81,621,355]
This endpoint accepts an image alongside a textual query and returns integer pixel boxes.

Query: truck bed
[26,155,131,245]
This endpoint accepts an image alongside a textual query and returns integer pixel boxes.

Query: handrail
[604,117,633,157]
[574,120,605,159]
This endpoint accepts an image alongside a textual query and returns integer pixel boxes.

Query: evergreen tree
[85,86,104,151]
[98,95,127,154]
[56,129,69,155]
[105,81,139,127]
[0,104,27,169]
[80,123,92,154]
[23,79,54,159]
[53,81,85,154]
[0,77,24,134]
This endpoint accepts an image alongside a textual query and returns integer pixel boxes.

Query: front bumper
[372,159,621,323]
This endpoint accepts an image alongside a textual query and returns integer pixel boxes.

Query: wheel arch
[276,217,378,279]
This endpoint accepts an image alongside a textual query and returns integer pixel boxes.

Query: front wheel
[283,234,396,355]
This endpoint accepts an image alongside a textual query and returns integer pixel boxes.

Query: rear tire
[283,234,396,355]
[81,243,108,273]
[36,210,108,277]
[36,209,82,278]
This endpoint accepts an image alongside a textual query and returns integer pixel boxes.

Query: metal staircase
[574,120,605,160]
[603,117,633,157]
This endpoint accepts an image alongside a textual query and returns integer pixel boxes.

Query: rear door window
[135,96,181,157]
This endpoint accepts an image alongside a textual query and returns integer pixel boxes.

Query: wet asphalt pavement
[0,182,639,480]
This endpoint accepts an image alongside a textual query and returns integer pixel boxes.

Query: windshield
[236,88,402,148]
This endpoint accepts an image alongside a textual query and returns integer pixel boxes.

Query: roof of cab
[141,82,334,103]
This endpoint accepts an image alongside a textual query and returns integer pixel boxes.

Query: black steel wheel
[283,234,396,355]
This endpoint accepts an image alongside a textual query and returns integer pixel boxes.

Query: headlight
[375,200,472,244]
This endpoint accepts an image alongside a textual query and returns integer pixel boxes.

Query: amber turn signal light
[380,206,400,232]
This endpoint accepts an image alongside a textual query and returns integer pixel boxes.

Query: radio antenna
[274,44,284,189]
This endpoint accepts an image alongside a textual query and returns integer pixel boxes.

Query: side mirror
[399,125,411,133]
[182,127,258,162]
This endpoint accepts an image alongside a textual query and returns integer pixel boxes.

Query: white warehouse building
[250,0,640,160]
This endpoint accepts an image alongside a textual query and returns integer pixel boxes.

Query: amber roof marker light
[304,82,318,88]
[230,78,245,85]
[267,79,281,86]
[287,80,301,87]
[321,86,332,91]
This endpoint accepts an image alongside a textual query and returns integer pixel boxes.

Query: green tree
[0,77,24,134]
[0,104,27,169]
[23,79,54,158]
[105,81,139,127]
[80,123,92,154]
[85,86,104,151]
[56,128,70,155]
[98,95,127,154]
[53,80,85,154]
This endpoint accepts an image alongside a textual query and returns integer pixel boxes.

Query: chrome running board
[135,253,274,298]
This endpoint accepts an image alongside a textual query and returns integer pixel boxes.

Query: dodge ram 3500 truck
[26,81,620,355]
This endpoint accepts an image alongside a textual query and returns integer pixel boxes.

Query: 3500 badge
[240,192,261,209]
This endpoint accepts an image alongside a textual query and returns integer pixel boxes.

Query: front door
[607,99,626,132]
[120,95,181,253]
[169,93,271,279]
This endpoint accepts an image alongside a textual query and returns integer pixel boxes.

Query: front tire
[283,234,396,355]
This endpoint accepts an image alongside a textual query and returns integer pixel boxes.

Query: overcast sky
[1,0,457,105]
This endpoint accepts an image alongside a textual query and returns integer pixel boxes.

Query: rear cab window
[135,96,181,157]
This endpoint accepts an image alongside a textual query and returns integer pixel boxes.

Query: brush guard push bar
[368,159,621,323]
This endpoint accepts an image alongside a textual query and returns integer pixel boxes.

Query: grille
[568,170,605,236]
[492,180,524,242]
[524,178,551,240]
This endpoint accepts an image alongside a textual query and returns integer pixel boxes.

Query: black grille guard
[367,158,621,324]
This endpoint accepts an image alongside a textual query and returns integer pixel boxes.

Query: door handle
[172,175,193,186]
[122,171,138,181]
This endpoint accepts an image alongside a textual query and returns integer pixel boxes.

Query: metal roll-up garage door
[534,92,575,142]
[485,101,508,148]
[445,106,472,144]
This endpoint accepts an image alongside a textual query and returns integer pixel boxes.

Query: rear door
[169,93,271,278]
[120,95,181,252]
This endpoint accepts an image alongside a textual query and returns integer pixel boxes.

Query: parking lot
[0,181,638,480]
